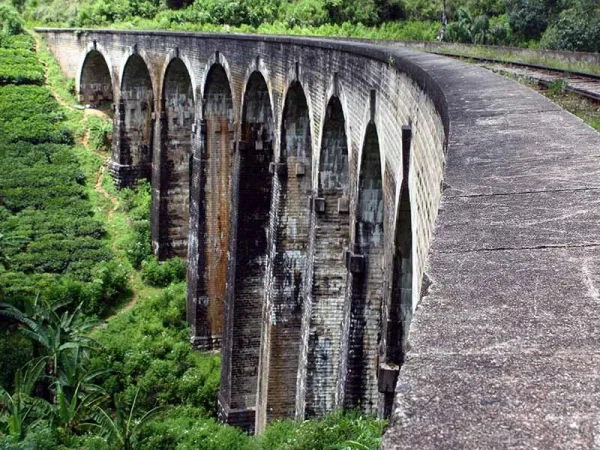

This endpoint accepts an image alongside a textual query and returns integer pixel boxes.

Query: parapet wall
[37,28,600,448]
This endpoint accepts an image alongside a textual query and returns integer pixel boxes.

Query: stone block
[377,363,399,393]
[345,250,365,274]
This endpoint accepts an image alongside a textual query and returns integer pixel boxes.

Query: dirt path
[36,35,141,317]
[95,165,118,219]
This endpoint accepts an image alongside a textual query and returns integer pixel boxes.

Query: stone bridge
[38,28,600,448]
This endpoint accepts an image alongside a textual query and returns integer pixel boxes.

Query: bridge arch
[343,120,384,411]
[157,56,195,259]
[77,44,114,106]
[239,57,276,145]
[258,78,313,425]
[115,53,155,183]
[118,47,156,95]
[278,64,316,163]
[200,53,236,121]
[303,93,351,418]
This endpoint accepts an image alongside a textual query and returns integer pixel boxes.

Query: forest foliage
[4,0,599,51]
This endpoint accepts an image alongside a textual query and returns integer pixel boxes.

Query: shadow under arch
[114,53,154,185]
[79,49,113,106]
[258,79,313,426]
[383,125,414,417]
[218,69,275,433]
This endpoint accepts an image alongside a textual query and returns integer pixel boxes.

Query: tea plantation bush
[0,34,44,85]
[0,35,125,318]
[0,49,44,84]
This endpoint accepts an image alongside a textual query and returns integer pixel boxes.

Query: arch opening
[159,57,194,259]
[117,54,154,183]
[266,80,312,421]
[79,50,112,106]
[306,96,349,418]
[222,71,274,425]
[344,122,384,411]
[384,126,413,417]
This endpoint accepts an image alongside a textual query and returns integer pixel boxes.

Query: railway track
[435,52,600,102]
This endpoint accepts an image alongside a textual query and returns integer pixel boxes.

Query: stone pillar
[150,107,167,258]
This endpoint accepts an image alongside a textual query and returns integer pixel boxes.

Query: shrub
[0,5,24,36]
[139,408,251,450]
[88,283,221,415]
[120,181,152,268]
[85,115,113,152]
[257,409,386,450]
[141,257,186,287]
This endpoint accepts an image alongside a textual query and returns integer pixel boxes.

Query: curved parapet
[37,28,600,445]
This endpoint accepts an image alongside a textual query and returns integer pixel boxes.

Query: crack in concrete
[445,186,600,199]
[437,242,600,254]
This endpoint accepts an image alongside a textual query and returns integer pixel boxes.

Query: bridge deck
[383,49,600,448]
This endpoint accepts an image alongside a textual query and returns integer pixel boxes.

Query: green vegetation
[0,0,596,51]
[0,34,44,84]
[432,43,600,76]
[0,3,24,35]
[0,21,386,450]
[0,33,126,321]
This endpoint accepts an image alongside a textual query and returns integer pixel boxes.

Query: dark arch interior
[306,95,350,418]
[224,71,274,412]
[119,54,154,175]
[79,50,112,106]
[266,80,312,421]
[319,96,349,193]
[356,123,383,250]
[281,81,311,162]
[203,64,233,119]
[159,57,194,259]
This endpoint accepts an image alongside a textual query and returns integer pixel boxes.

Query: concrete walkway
[382,49,600,448]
